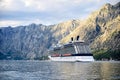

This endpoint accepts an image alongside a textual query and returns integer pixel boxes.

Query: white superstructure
[48,56,94,62]
[48,36,94,62]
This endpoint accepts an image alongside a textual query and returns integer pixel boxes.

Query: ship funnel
[71,37,73,41]
[76,36,80,41]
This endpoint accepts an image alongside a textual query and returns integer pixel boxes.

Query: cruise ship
[48,36,94,61]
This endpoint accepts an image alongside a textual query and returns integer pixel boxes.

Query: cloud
[0,19,49,27]
[0,0,119,27]
[0,0,118,12]
[0,20,23,27]
[0,0,99,12]
[0,0,24,11]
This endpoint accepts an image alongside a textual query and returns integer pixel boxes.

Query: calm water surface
[0,60,120,80]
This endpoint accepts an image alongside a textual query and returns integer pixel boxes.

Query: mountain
[61,2,120,45]
[61,2,120,60]
[0,20,80,60]
[0,2,120,60]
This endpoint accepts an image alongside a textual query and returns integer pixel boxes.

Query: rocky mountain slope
[0,20,80,60]
[0,2,120,60]
[61,2,120,51]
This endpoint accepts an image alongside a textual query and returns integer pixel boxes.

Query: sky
[0,0,119,27]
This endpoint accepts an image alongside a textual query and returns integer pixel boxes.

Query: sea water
[0,60,120,80]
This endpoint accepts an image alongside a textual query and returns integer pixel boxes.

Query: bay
[0,60,120,80]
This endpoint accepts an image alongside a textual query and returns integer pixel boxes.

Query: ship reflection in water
[0,60,120,80]
[51,61,120,80]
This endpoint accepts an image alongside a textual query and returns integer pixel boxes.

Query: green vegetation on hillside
[34,56,49,60]
[93,49,120,60]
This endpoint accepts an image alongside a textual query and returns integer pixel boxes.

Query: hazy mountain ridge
[0,2,120,60]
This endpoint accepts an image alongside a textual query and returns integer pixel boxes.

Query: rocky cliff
[0,20,79,60]
[60,2,120,60]
[61,2,120,51]
[0,2,120,60]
